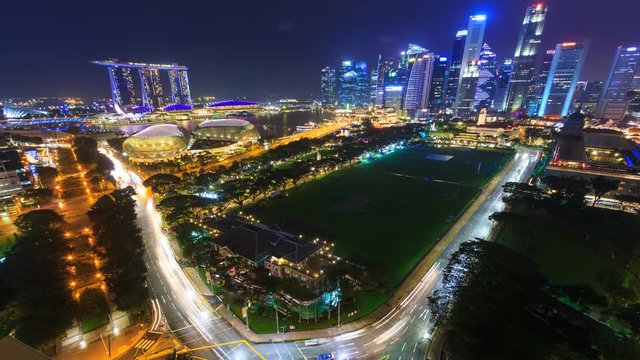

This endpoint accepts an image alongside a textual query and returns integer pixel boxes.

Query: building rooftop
[213,221,322,264]
[0,336,50,360]
[206,100,258,108]
[198,119,251,128]
[132,124,186,138]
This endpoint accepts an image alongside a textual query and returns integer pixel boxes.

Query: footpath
[183,156,518,343]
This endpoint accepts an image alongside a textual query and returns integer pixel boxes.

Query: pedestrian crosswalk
[134,338,156,351]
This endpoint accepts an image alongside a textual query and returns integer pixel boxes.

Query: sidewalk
[184,158,517,343]
[55,323,148,360]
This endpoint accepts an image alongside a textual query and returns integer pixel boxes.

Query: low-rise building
[212,220,325,285]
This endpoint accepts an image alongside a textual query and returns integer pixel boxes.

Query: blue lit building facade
[455,14,487,115]
[338,60,369,108]
[92,59,192,114]
[526,49,554,115]
[493,58,513,111]
[321,66,337,107]
[403,44,434,114]
[598,46,640,120]
[379,56,405,108]
[445,30,467,109]
[505,4,548,112]
[428,56,449,114]
[538,42,589,117]
[474,43,498,109]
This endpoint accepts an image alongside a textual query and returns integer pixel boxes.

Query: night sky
[2,0,639,101]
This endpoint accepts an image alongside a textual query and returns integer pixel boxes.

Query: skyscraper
[505,3,548,112]
[457,61,481,117]
[455,14,487,115]
[370,56,381,106]
[403,53,436,115]
[379,56,404,108]
[538,42,589,117]
[598,46,640,120]
[92,59,191,113]
[402,44,433,114]
[474,43,498,109]
[140,68,164,109]
[445,30,467,109]
[338,60,369,108]
[573,80,603,114]
[321,66,337,107]
[428,56,449,114]
[493,58,513,111]
[526,49,555,115]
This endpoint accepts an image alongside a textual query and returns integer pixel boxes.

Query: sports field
[251,145,513,287]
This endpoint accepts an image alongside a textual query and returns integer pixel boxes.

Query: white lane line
[272,342,284,360]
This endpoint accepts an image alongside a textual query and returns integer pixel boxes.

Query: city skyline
[2,0,640,100]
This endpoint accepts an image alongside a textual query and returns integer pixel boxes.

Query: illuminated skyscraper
[320,66,337,106]
[109,66,137,109]
[338,60,369,108]
[493,58,513,111]
[598,46,640,120]
[538,42,589,117]
[474,43,498,109]
[457,61,480,117]
[140,68,164,109]
[445,30,467,109]
[526,49,554,115]
[428,55,449,114]
[455,14,487,114]
[403,53,435,115]
[370,66,379,105]
[92,59,191,113]
[403,44,433,114]
[573,80,603,114]
[379,56,404,108]
[505,3,548,112]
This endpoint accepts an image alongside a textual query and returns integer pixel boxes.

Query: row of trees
[429,241,640,360]
[0,210,76,347]
[88,187,148,311]
[73,136,115,179]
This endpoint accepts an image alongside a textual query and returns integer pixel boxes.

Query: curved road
[103,147,540,360]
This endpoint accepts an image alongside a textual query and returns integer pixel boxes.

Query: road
[103,146,540,359]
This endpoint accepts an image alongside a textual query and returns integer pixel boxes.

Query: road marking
[271,342,283,360]
[135,339,155,350]
[293,342,308,359]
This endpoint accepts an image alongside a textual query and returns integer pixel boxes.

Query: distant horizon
[1,0,638,100]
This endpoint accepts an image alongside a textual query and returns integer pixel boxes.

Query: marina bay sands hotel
[91,59,192,113]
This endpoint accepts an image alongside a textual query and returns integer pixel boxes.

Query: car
[316,353,335,360]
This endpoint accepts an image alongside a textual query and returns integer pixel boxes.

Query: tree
[429,241,547,360]
[88,187,148,310]
[73,136,99,164]
[143,173,181,193]
[590,176,619,207]
[0,209,76,347]
[542,176,589,209]
[221,178,253,207]
[13,209,64,233]
[22,188,54,205]
[35,165,58,188]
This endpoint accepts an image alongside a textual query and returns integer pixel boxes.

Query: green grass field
[251,145,513,288]
[497,207,639,295]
